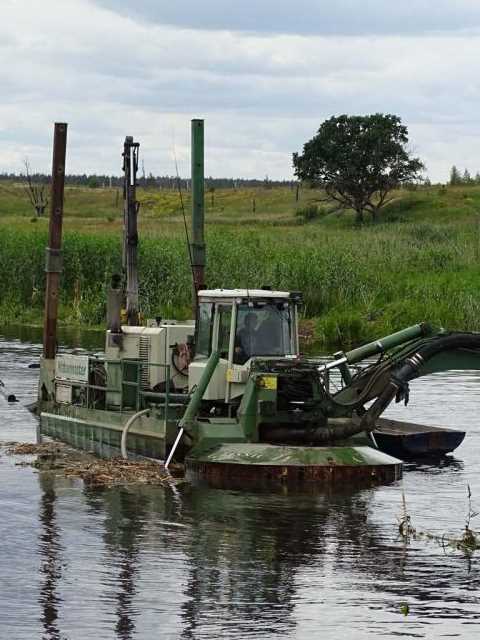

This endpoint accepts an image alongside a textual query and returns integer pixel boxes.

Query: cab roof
[198,289,291,300]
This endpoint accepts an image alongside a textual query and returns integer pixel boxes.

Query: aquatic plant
[398,485,480,555]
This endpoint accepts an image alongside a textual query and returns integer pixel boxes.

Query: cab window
[234,302,293,364]
[195,303,213,358]
[217,305,232,358]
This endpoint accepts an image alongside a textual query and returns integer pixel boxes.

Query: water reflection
[84,488,147,639]
[27,457,480,638]
[178,488,330,638]
[3,328,480,639]
[404,455,465,475]
[38,474,63,640]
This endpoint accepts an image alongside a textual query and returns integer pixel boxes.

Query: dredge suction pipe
[321,323,432,372]
[360,332,480,432]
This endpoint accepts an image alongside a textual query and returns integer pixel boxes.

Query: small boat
[372,418,465,459]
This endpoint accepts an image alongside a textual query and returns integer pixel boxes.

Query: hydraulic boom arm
[330,330,480,431]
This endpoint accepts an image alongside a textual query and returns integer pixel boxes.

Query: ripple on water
[1,334,480,638]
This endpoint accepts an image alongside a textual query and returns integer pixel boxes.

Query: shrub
[295,204,322,222]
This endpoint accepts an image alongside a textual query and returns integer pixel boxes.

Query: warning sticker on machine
[258,376,277,390]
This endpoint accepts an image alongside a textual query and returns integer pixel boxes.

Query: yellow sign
[258,375,277,390]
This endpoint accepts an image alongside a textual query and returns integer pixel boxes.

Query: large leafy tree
[293,114,424,223]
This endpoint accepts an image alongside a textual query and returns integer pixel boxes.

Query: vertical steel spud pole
[43,122,68,359]
[191,119,205,309]
[122,136,140,326]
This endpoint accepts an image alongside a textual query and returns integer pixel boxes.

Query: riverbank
[2,184,480,348]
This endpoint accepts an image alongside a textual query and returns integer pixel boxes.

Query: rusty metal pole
[43,122,68,359]
[122,136,140,325]
[190,119,205,313]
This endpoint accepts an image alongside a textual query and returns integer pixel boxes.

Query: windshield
[234,302,293,364]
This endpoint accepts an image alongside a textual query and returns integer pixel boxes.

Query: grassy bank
[1,183,480,348]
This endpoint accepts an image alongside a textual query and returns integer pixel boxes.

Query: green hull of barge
[40,404,182,459]
[39,404,402,489]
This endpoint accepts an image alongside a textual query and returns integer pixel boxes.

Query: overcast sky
[1,0,480,181]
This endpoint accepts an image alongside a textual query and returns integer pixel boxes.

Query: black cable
[173,150,196,291]
[171,349,188,377]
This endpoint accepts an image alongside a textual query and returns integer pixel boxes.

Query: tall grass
[1,217,480,347]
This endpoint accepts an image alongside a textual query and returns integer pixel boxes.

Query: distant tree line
[0,171,296,191]
[449,166,480,186]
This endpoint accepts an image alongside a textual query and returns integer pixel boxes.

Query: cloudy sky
[2,0,480,181]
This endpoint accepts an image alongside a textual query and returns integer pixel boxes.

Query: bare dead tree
[22,159,48,217]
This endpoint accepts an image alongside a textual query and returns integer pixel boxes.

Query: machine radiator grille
[138,336,151,388]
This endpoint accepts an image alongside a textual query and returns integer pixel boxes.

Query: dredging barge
[36,121,478,488]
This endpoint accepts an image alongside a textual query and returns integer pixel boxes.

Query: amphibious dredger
[37,121,478,488]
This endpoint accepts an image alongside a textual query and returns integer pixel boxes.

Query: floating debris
[6,442,65,456]
[3,441,185,488]
[62,458,184,488]
[398,485,480,554]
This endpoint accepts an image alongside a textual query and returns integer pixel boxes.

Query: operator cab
[188,289,301,402]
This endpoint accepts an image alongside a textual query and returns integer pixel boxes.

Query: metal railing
[55,356,188,418]
[118,358,172,411]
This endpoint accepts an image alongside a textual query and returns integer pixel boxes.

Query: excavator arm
[330,331,480,432]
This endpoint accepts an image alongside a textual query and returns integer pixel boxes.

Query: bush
[295,204,322,222]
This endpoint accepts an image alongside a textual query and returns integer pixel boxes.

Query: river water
[0,328,479,639]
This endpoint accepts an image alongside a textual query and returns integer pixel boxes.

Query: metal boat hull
[373,418,465,458]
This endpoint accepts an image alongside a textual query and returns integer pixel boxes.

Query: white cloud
[0,0,480,180]
[94,0,480,36]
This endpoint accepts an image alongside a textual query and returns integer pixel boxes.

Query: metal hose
[121,408,150,459]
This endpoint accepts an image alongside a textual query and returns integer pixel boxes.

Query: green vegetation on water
[1,182,480,348]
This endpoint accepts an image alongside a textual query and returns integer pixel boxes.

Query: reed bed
[1,217,479,347]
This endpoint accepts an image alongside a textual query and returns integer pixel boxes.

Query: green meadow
[1,181,480,348]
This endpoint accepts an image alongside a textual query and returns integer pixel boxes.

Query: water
[1,329,480,639]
